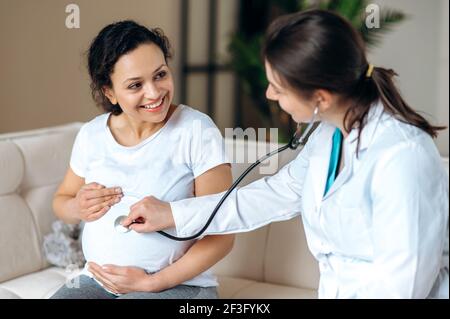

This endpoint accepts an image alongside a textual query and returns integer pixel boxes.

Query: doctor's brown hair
[263,10,445,151]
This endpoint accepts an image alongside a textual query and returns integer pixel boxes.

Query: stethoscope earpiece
[288,106,320,150]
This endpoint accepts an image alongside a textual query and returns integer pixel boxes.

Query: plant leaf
[360,9,407,48]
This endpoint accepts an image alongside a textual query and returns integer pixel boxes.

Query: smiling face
[265,60,318,123]
[103,43,174,125]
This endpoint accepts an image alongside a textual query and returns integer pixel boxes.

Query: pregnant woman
[50,20,234,299]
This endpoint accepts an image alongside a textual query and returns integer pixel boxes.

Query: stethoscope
[114,107,320,240]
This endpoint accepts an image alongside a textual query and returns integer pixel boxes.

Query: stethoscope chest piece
[114,215,130,233]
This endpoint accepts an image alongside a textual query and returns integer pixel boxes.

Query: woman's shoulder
[77,112,109,136]
[170,104,218,129]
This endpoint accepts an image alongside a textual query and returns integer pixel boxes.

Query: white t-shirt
[70,104,229,287]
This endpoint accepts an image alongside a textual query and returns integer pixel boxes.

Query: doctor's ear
[312,89,334,112]
[102,87,118,105]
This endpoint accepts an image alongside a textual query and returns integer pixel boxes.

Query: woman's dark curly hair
[87,20,172,115]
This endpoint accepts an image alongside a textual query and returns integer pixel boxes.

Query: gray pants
[50,275,218,299]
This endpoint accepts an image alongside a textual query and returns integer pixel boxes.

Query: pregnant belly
[81,197,192,272]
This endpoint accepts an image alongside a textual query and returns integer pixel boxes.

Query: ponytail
[344,65,446,155]
[370,67,445,138]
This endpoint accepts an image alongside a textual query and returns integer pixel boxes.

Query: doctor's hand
[74,182,123,222]
[121,196,175,233]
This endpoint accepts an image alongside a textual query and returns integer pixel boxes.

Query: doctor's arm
[124,140,312,237]
[355,144,448,298]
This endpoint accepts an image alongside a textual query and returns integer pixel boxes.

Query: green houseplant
[228,0,406,142]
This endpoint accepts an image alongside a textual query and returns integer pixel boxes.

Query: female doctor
[121,10,449,298]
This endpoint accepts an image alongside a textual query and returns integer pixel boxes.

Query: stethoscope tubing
[157,107,320,241]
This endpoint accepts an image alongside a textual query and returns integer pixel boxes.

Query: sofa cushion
[13,130,78,191]
[215,276,255,298]
[0,267,72,299]
[0,194,42,283]
[0,124,82,282]
[264,217,319,290]
[0,287,21,299]
[23,184,60,268]
[0,141,24,195]
[218,276,317,299]
[211,226,269,282]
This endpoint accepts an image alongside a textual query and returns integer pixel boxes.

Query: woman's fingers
[88,263,126,294]
[75,183,123,222]
[85,205,110,222]
[85,187,122,200]
[103,284,120,295]
[85,194,120,207]
[82,193,123,221]
[89,198,114,213]
[89,270,117,291]
[82,182,105,190]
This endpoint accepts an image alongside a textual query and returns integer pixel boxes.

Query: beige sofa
[0,123,447,299]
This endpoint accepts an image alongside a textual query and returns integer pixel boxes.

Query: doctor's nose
[266,86,276,101]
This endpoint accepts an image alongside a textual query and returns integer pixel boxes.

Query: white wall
[368,0,449,156]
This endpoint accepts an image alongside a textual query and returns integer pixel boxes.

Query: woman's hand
[88,262,159,294]
[121,196,174,232]
[74,182,123,222]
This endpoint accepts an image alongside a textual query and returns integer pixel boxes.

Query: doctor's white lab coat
[170,102,449,298]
